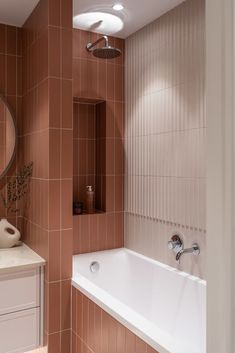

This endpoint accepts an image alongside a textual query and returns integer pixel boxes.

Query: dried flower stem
[1,162,33,214]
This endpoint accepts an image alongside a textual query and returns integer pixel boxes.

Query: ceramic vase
[0,219,21,248]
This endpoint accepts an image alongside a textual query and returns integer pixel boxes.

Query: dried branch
[1,162,33,214]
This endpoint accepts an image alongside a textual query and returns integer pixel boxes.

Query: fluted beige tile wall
[125,0,206,278]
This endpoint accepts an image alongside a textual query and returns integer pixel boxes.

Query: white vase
[0,219,21,248]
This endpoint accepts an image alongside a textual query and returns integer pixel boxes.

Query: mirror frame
[0,94,17,179]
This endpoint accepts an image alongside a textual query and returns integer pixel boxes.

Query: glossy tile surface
[72,287,159,353]
[20,0,73,351]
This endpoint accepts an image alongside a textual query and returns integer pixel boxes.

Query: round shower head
[92,46,121,59]
[86,36,122,59]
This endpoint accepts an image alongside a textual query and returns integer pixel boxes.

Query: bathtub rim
[73,247,206,286]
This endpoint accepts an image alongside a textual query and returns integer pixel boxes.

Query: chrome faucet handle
[168,234,183,253]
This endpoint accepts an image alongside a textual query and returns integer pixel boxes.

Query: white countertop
[0,243,45,274]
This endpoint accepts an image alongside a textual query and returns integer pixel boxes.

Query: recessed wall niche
[73,98,106,214]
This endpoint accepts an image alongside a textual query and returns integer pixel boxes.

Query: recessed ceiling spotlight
[113,3,124,11]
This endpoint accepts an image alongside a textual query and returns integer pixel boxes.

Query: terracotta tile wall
[72,287,158,353]
[125,0,206,278]
[73,102,97,208]
[20,0,73,352]
[73,29,124,254]
[95,101,106,212]
[0,24,22,225]
[73,100,107,213]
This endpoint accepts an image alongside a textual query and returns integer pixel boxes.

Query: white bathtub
[72,248,206,353]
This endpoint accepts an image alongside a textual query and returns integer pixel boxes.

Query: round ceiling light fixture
[73,12,123,35]
[112,3,124,11]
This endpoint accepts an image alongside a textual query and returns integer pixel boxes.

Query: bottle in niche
[73,201,83,215]
[85,186,94,214]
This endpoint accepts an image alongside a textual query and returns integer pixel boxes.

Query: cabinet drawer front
[0,308,40,353]
[0,268,40,315]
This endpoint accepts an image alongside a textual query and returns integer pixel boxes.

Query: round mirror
[0,96,17,179]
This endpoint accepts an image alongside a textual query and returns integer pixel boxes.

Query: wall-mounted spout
[176,243,200,263]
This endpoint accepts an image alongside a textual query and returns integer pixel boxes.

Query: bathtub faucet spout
[176,243,200,263]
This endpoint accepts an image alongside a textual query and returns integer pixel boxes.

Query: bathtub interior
[73,248,206,353]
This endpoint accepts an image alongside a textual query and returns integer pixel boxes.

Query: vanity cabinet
[0,244,45,353]
[0,307,40,353]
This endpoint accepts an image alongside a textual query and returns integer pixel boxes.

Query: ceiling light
[113,3,124,11]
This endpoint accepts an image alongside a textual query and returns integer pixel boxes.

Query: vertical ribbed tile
[124,0,206,278]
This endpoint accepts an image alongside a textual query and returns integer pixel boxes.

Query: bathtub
[72,248,206,353]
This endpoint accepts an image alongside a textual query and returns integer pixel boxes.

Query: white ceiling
[0,0,39,27]
[73,0,185,38]
[0,0,185,38]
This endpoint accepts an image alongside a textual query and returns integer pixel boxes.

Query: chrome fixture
[86,35,121,59]
[168,234,200,263]
[176,243,200,263]
[168,234,183,253]
[90,261,100,273]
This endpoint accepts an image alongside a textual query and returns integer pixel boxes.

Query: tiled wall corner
[21,0,73,351]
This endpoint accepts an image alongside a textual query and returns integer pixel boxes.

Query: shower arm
[86,36,109,51]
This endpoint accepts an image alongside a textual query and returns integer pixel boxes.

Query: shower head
[93,46,121,59]
[86,35,121,59]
